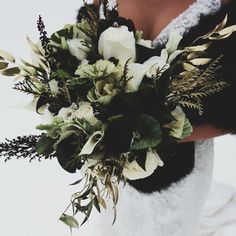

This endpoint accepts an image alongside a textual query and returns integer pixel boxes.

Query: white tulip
[123,149,164,180]
[98,26,136,65]
[166,31,183,54]
[67,38,90,61]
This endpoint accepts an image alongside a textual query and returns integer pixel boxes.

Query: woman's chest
[117,0,195,41]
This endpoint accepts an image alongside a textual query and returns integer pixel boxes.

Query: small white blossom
[67,38,90,61]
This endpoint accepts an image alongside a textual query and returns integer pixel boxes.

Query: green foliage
[36,117,64,139]
[59,214,79,229]
[35,134,56,155]
[55,133,84,173]
[131,114,163,150]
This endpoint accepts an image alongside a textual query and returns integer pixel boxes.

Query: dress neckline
[152,0,221,47]
[106,0,221,47]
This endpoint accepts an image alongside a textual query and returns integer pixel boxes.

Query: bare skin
[94,0,232,141]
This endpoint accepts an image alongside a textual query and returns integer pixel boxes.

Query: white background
[0,0,236,235]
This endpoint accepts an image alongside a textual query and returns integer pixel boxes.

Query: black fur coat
[77,1,236,193]
[130,1,236,193]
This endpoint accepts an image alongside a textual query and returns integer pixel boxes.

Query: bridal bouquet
[1,0,236,230]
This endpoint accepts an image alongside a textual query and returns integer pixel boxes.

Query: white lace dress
[79,1,221,235]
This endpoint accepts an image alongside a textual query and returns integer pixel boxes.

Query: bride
[78,0,235,235]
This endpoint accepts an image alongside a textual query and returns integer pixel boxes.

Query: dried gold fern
[167,55,227,114]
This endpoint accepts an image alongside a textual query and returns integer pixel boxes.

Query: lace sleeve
[153,0,221,47]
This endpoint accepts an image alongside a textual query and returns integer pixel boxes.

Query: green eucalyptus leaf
[131,114,162,150]
[0,62,8,70]
[1,67,20,76]
[59,214,79,228]
[35,134,56,155]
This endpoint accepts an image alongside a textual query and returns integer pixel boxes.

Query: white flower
[49,79,59,94]
[137,39,154,49]
[57,102,97,125]
[123,149,164,180]
[57,103,77,121]
[67,38,90,61]
[145,50,170,78]
[98,26,136,65]
[166,31,183,54]
[75,102,97,125]
[125,53,169,92]
[76,102,93,119]
[125,62,149,92]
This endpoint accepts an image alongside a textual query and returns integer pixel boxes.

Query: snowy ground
[0,0,236,235]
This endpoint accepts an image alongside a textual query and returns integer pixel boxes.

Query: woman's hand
[180,123,231,143]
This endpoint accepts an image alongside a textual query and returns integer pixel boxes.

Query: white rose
[98,26,136,65]
[67,38,90,61]
[123,149,164,180]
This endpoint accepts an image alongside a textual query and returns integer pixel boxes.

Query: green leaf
[0,50,15,62]
[55,133,81,173]
[35,134,55,155]
[131,114,163,150]
[59,214,79,228]
[1,67,20,76]
[69,179,83,186]
[0,62,8,70]
[93,197,101,213]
